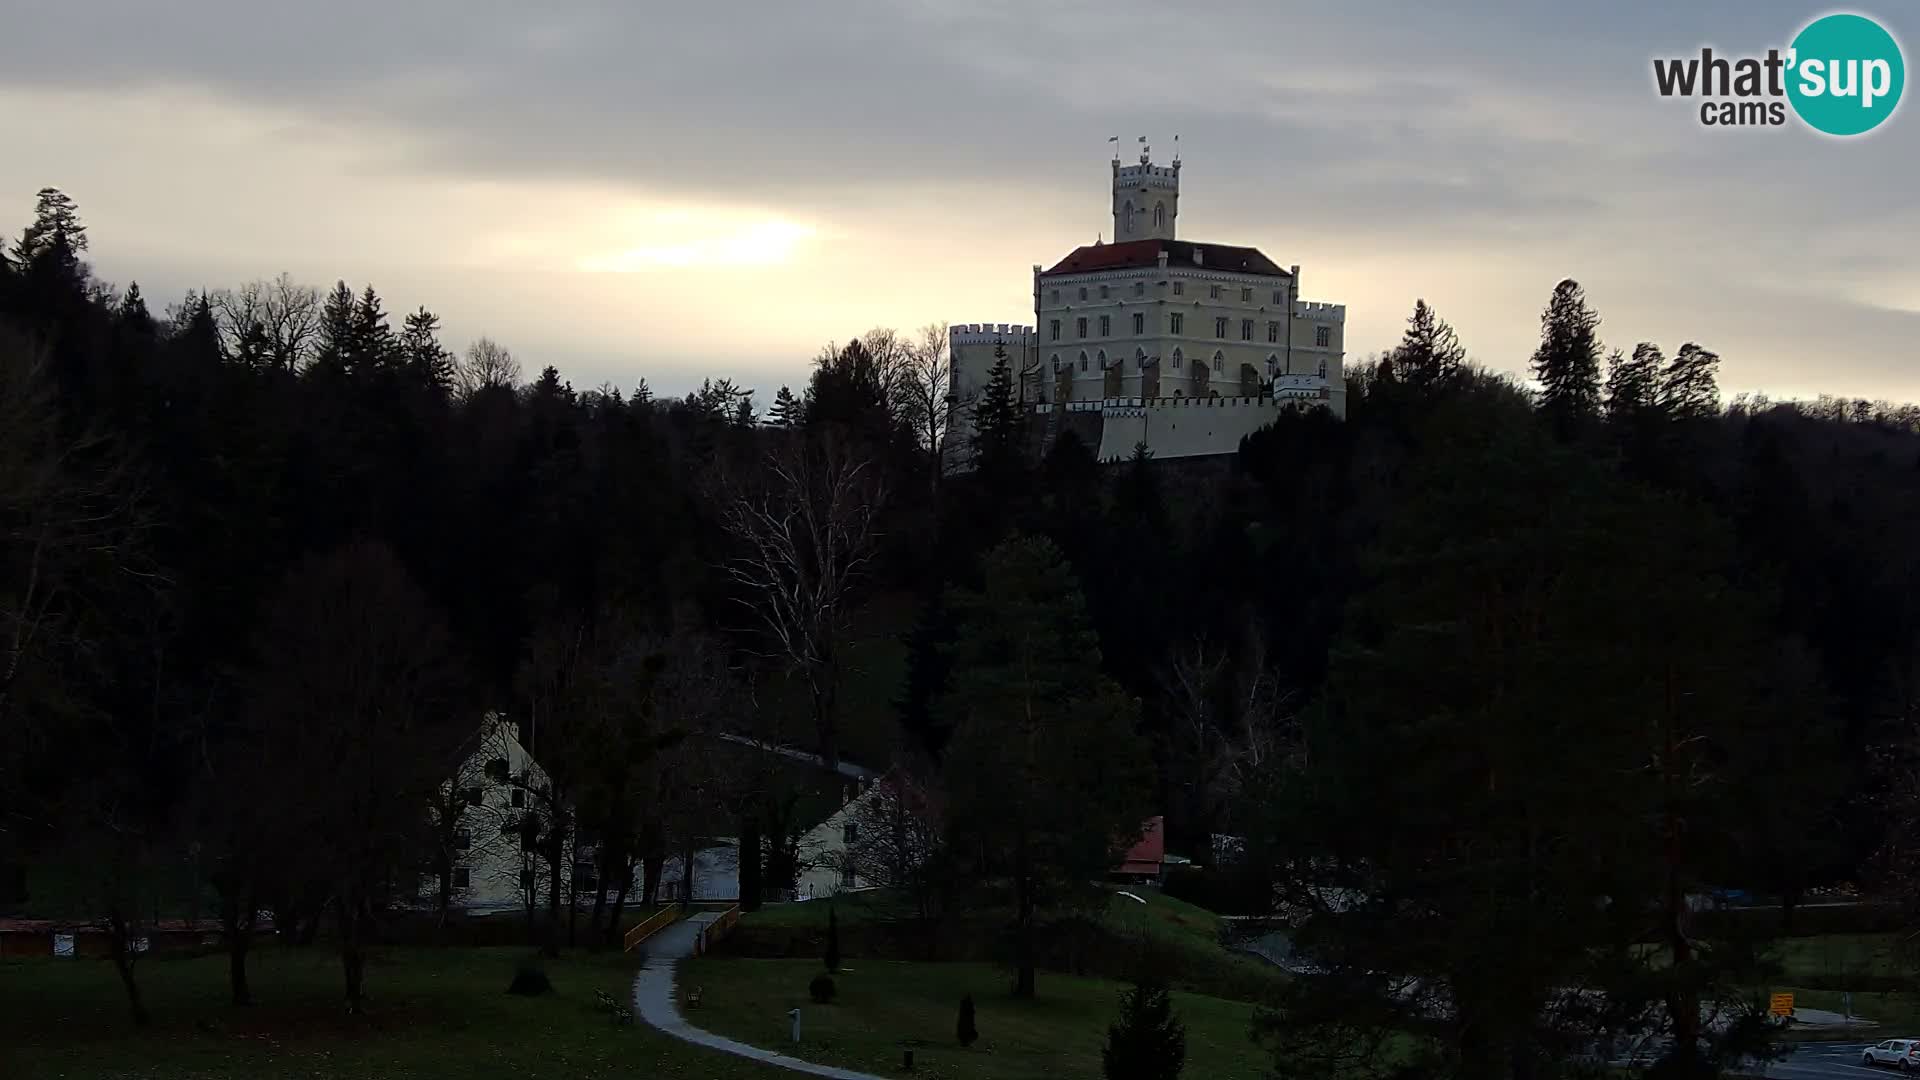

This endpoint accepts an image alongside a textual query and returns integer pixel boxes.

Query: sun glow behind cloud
[577,215,815,272]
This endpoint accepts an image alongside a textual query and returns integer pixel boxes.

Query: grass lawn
[0,944,784,1080]
[681,956,1270,1080]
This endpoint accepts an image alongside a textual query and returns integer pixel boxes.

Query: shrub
[809,973,837,1004]
[957,993,978,1047]
[1102,974,1185,1080]
[507,953,552,996]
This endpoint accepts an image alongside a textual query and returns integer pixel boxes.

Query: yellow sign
[1769,992,1794,1017]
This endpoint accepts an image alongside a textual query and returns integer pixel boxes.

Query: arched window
[1079,351,1089,372]
[1122,200,1134,235]
[1267,355,1280,377]
[1050,353,1060,371]
[1154,202,1165,229]
[1317,359,1327,378]
[1096,350,1107,370]
[1172,348,1183,370]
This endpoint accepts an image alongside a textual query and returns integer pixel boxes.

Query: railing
[623,904,682,953]
[693,904,741,957]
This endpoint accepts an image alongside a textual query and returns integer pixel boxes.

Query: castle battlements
[1294,301,1346,322]
[950,323,1035,346]
[1114,163,1180,190]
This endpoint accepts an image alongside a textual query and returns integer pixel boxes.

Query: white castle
[944,146,1347,467]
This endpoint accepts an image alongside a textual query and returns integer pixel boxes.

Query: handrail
[694,904,742,957]
[623,904,682,953]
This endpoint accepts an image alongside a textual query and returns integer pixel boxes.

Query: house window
[1241,319,1253,341]
[1268,321,1280,343]
[1049,320,1061,341]
[1132,312,1145,334]
[1134,281,1145,297]
[1099,315,1111,337]
[1209,285,1222,300]
[453,867,470,889]
[1172,282,1184,296]
[1076,317,1087,338]
[1079,353,1088,372]
[1170,313,1184,335]
[1241,287,1252,302]
[1316,325,1332,347]
[465,788,482,807]
[1214,317,1228,338]
[843,821,858,844]
[1099,285,1109,299]
[510,789,525,808]
[1079,287,1088,301]
[841,865,856,888]
[1050,289,1059,303]
[1172,349,1184,369]
[454,829,471,851]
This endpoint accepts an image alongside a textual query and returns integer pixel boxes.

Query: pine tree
[15,187,88,272]
[400,306,456,390]
[969,346,1021,479]
[956,994,979,1047]
[349,285,397,374]
[119,281,154,335]
[1103,973,1186,1080]
[1605,343,1663,421]
[824,905,841,972]
[769,385,801,427]
[1531,278,1602,436]
[1390,299,1466,389]
[1657,342,1720,421]
[315,280,357,370]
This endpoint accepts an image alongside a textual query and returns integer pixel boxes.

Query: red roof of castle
[1042,239,1291,278]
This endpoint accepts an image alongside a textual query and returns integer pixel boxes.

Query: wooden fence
[623,904,682,953]
[693,904,741,956]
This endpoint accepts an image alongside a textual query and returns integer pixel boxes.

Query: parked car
[1863,1039,1920,1069]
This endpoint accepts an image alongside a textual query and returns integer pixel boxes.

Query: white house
[421,713,551,914]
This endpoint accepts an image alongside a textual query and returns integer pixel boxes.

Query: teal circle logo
[1787,13,1905,135]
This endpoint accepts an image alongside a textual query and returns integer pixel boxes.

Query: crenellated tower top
[1112,140,1180,242]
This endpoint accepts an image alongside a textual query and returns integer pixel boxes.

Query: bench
[594,989,634,1026]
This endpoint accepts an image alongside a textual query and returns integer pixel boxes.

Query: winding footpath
[631,918,888,1079]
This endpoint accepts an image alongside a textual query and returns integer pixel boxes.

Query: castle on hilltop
[944,145,1347,468]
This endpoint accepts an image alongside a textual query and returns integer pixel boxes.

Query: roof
[1116,816,1167,876]
[1042,239,1290,279]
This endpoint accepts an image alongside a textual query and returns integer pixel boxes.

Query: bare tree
[897,323,951,481]
[1158,632,1299,839]
[720,435,884,772]
[250,541,467,1014]
[459,337,521,398]
[212,274,320,370]
[842,768,952,947]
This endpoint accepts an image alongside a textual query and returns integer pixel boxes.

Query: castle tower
[1112,145,1179,242]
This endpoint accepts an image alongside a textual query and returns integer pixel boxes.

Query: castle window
[1133,312,1145,334]
[1051,354,1060,371]
[1240,319,1253,341]
[1050,320,1061,341]
[1172,282,1184,296]
[1214,317,1228,338]
[1134,281,1145,297]
[1241,287,1252,302]
[1209,285,1222,300]
[1268,321,1280,343]
[1097,349,1107,369]
[1076,317,1088,338]
[1079,287,1088,301]
[1169,313,1184,334]
[1317,359,1327,378]
[1050,289,1059,303]
[1267,355,1280,376]
[1154,202,1165,229]
[1079,353,1088,372]
[1099,315,1111,337]
[1099,285,1109,299]
[1316,325,1332,348]
[1172,349,1183,369]
[453,867,470,889]
[1272,289,1285,305]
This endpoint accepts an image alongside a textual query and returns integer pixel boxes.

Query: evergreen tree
[349,285,397,374]
[400,306,456,390]
[769,385,801,427]
[119,281,153,333]
[1530,278,1602,437]
[957,994,979,1047]
[314,280,357,370]
[1605,343,1663,421]
[940,536,1151,998]
[969,346,1022,479]
[1390,299,1465,389]
[14,187,88,273]
[1103,973,1186,1080]
[1657,342,1720,420]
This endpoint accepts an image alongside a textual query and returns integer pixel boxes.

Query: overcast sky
[2,1,1913,401]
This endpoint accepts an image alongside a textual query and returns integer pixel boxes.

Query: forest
[7,185,1920,1076]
